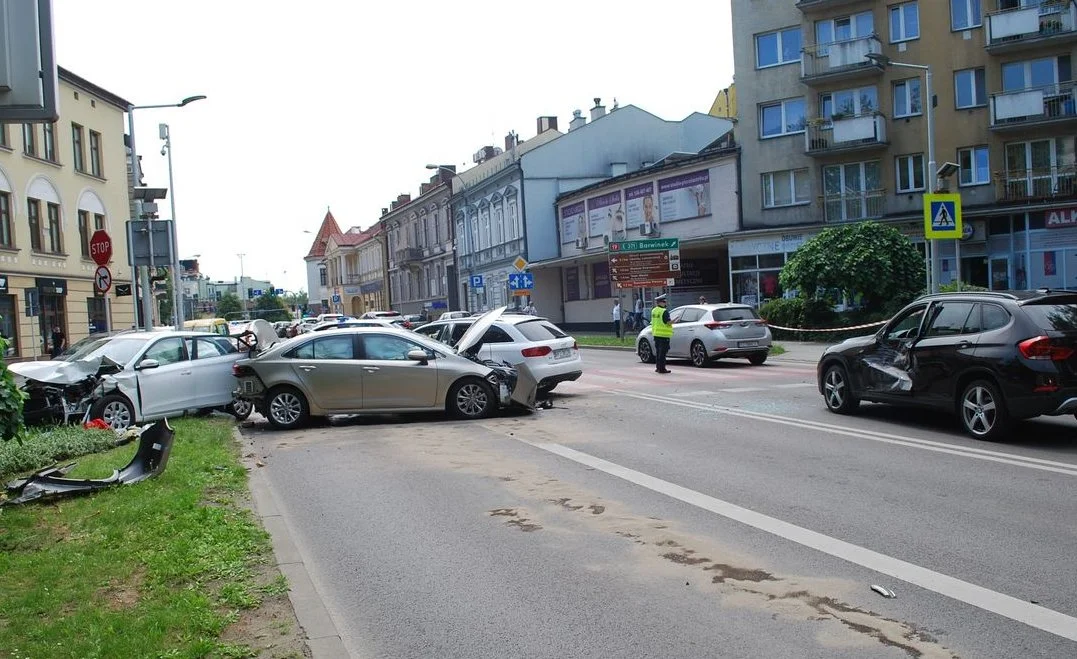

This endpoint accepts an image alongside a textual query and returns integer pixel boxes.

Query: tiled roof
[304,210,344,259]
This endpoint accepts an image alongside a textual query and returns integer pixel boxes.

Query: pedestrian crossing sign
[923,193,962,239]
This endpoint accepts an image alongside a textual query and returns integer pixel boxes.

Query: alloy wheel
[232,399,253,419]
[456,383,489,417]
[103,400,132,430]
[270,392,302,426]
[691,342,707,367]
[824,368,846,409]
[962,384,997,437]
[638,341,653,363]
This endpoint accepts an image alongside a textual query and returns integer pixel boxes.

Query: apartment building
[1,68,136,359]
[731,0,1077,304]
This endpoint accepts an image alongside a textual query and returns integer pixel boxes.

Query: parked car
[439,311,473,321]
[636,303,772,367]
[310,318,399,332]
[233,307,535,430]
[414,313,582,392]
[816,290,1077,441]
[360,310,401,319]
[401,314,428,329]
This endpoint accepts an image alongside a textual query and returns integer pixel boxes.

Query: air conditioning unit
[639,223,654,236]
[575,235,588,249]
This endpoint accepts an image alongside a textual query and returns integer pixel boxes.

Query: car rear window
[712,308,759,321]
[1021,302,1077,331]
[515,320,567,341]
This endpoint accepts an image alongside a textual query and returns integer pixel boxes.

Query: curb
[238,428,351,659]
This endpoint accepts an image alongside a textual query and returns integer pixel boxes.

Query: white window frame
[762,169,810,209]
[895,153,926,193]
[954,68,987,108]
[759,98,806,139]
[755,27,801,69]
[893,78,923,118]
[958,145,990,187]
[889,2,920,43]
[950,0,982,31]
[820,86,878,120]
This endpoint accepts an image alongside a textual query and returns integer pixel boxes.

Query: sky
[54,0,734,294]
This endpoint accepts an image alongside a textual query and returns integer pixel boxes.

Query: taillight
[232,363,253,377]
[521,346,552,358]
[572,340,578,350]
[1018,336,1074,361]
[705,322,732,330]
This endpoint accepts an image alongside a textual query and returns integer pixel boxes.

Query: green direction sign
[608,238,679,253]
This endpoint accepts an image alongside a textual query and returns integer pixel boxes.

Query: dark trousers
[655,337,670,371]
[613,320,621,338]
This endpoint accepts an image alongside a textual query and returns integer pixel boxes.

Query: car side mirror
[136,358,160,370]
[407,349,431,364]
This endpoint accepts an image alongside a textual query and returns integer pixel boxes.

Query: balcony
[805,113,888,157]
[394,246,423,264]
[795,0,869,13]
[801,36,883,85]
[996,165,1077,202]
[990,82,1077,130]
[986,1,1077,54]
[345,274,361,284]
[823,189,887,222]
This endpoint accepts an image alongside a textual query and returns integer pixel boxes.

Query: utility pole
[237,253,246,317]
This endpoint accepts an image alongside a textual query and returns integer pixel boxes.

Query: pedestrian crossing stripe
[923,193,962,239]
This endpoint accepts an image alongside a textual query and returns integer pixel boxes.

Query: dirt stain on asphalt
[488,507,542,532]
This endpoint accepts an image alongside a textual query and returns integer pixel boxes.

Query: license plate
[554,348,571,359]
[740,341,759,348]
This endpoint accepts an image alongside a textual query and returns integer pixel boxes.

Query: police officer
[650,294,673,374]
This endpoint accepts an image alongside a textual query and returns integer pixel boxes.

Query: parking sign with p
[924,193,962,239]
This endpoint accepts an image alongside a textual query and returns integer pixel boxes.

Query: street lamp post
[159,123,184,328]
[127,95,206,330]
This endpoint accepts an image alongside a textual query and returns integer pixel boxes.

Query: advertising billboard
[587,191,623,239]
[561,201,585,243]
[624,182,656,233]
[658,170,710,223]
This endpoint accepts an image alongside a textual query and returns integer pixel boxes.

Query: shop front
[728,233,813,307]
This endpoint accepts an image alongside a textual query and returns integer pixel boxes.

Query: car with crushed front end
[817,290,1077,441]
[232,307,537,430]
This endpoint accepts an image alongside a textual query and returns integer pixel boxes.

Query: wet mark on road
[488,507,542,532]
[588,504,605,515]
[776,591,930,659]
[549,497,584,511]
[705,563,777,584]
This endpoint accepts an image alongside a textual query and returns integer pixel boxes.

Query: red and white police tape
[764,319,889,333]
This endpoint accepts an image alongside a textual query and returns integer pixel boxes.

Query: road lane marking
[718,387,765,393]
[671,390,723,397]
[615,390,1077,477]
[512,438,1077,643]
[773,382,815,389]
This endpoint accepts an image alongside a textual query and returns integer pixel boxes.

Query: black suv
[816,290,1077,440]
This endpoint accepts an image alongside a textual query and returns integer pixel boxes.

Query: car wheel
[638,340,655,364]
[690,340,709,368]
[230,398,253,421]
[748,352,767,366]
[959,379,1009,441]
[448,378,495,420]
[90,394,135,431]
[265,386,309,430]
[822,364,859,415]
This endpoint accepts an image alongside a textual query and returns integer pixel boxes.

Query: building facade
[323,226,387,316]
[303,210,342,315]
[381,169,456,317]
[732,0,1077,302]
[1,68,136,359]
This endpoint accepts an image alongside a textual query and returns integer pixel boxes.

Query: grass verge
[574,334,787,356]
[0,418,307,658]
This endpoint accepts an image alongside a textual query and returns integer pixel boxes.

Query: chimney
[504,131,518,152]
[381,208,389,216]
[569,109,587,131]
[590,98,606,121]
[397,194,411,206]
[420,182,433,195]
[537,116,558,134]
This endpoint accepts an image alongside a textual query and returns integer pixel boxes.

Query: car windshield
[515,320,567,341]
[75,336,150,365]
[712,308,759,321]
[1021,302,1077,331]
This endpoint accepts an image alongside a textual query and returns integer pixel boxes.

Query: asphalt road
[243,347,1077,658]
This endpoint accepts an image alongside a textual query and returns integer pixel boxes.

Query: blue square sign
[923,193,962,239]
[508,272,534,290]
[470,274,484,289]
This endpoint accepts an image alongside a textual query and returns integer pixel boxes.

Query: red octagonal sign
[89,230,112,266]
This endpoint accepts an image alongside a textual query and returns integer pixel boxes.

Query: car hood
[455,306,507,355]
[9,356,108,386]
[825,333,878,356]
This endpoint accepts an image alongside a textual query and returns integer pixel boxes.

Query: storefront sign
[560,202,585,244]
[1046,206,1077,228]
[35,277,66,295]
[658,170,710,222]
[676,259,720,287]
[729,233,810,257]
[587,191,622,238]
[360,281,383,294]
[624,182,655,231]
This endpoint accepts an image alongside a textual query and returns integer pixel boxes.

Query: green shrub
[759,297,836,340]
[0,425,119,480]
[0,333,25,442]
[939,281,989,293]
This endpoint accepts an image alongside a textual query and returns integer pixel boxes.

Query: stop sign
[89,230,112,266]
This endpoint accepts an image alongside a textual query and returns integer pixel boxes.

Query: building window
[94,212,105,231]
[823,161,883,221]
[954,68,987,108]
[762,169,810,208]
[22,123,36,157]
[1003,138,1072,198]
[958,146,990,186]
[71,124,85,172]
[893,78,922,118]
[731,254,785,307]
[42,122,56,162]
[889,2,919,43]
[896,154,926,193]
[47,202,62,253]
[755,27,801,68]
[89,130,103,177]
[1001,56,1067,92]
[38,291,67,356]
[820,86,878,118]
[319,266,327,286]
[0,294,16,355]
[759,98,806,138]
[0,123,8,148]
[951,0,982,31]
[87,297,108,334]
[78,210,91,257]
[0,192,11,248]
[815,12,874,54]
[27,199,42,251]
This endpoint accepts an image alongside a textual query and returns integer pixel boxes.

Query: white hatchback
[415,314,583,392]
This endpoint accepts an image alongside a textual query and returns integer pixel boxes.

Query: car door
[356,333,440,410]
[908,301,981,404]
[186,336,242,408]
[135,336,195,418]
[477,325,516,363]
[669,307,698,356]
[283,334,363,411]
[853,303,929,397]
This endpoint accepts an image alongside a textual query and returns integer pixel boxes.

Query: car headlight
[486,373,500,385]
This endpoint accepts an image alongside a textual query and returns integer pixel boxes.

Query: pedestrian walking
[50,325,65,359]
[650,294,673,373]
[612,300,622,338]
[632,294,644,330]
[698,295,707,304]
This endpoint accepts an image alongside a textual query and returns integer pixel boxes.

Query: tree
[217,292,243,319]
[0,330,25,442]
[253,291,291,322]
[779,221,925,312]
